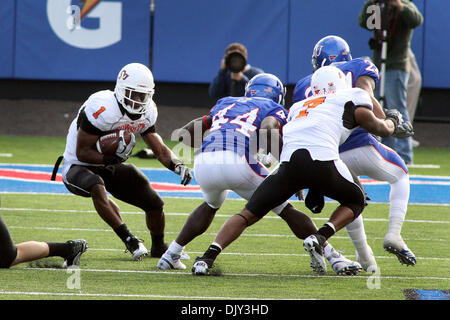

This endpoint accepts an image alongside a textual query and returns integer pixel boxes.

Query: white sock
[387,175,409,236]
[345,215,369,252]
[323,243,335,260]
[211,242,223,251]
[168,240,184,255]
[325,222,336,232]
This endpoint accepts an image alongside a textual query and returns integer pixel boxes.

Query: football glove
[305,189,325,214]
[174,164,193,186]
[115,130,136,162]
[256,153,277,168]
[392,121,414,139]
[384,108,403,130]
[342,101,358,129]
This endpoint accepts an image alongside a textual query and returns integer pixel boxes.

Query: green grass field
[0,136,449,301]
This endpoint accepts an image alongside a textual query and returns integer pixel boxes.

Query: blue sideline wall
[0,0,448,89]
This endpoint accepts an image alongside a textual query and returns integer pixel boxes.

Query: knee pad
[346,199,366,220]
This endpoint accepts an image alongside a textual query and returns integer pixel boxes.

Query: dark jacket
[208,65,264,99]
[358,0,423,71]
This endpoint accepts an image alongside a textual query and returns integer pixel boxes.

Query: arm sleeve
[231,75,249,97]
[358,1,373,30]
[398,1,424,28]
[352,58,380,86]
[245,66,264,79]
[77,109,104,136]
[293,77,311,103]
[140,125,156,137]
[352,88,373,110]
[208,69,228,99]
[268,105,288,127]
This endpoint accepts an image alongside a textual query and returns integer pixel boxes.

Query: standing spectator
[406,48,422,147]
[208,43,263,99]
[358,0,423,164]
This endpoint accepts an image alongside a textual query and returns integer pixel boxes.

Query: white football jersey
[281,88,372,162]
[62,90,158,169]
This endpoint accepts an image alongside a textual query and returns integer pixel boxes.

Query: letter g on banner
[47,0,122,49]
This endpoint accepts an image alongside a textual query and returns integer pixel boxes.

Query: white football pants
[340,144,410,251]
[194,150,288,214]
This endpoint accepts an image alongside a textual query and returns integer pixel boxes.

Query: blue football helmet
[245,73,286,105]
[311,35,352,71]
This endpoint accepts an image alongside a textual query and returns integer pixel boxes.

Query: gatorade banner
[14,0,150,81]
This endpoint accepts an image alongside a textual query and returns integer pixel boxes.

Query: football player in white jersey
[192,66,413,275]
[58,63,193,261]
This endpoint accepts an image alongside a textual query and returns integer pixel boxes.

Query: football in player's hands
[96,130,132,155]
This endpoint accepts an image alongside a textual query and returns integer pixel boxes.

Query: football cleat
[62,239,88,268]
[125,236,148,261]
[157,251,186,270]
[191,257,214,276]
[180,250,190,260]
[327,249,363,276]
[150,242,168,258]
[303,235,327,275]
[383,233,416,266]
[355,245,378,273]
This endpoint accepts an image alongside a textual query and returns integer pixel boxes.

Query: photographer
[358,0,423,164]
[208,42,263,99]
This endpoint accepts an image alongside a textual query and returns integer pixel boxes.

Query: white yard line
[0,290,292,300]
[82,248,450,262]
[14,267,450,281]
[1,192,450,206]
[6,225,450,243]
[1,207,449,224]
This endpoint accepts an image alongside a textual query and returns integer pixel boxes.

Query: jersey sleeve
[138,100,158,136]
[351,88,373,110]
[267,104,288,127]
[293,75,312,103]
[83,98,117,132]
[349,58,379,86]
[286,101,301,122]
[145,100,158,128]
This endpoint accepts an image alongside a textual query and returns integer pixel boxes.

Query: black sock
[47,242,72,258]
[317,223,335,240]
[151,234,165,247]
[114,224,132,243]
[203,244,222,261]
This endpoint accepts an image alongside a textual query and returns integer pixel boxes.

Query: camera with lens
[225,50,247,73]
[368,0,394,50]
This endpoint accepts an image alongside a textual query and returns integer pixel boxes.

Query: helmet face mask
[122,88,152,114]
[115,63,155,115]
[245,73,286,105]
[311,35,352,72]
